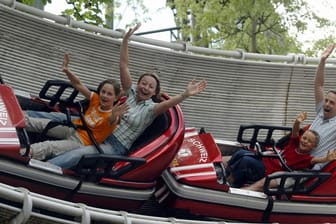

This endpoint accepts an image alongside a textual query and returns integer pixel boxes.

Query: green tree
[21,0,147,29]
[22,0,336,56]
[18,0,51,5]
[167,0,335,55]
[63,0,147,28]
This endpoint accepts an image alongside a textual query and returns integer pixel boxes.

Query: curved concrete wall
[1,3,336,141]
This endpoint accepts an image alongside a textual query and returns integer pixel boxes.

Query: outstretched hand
[123,23,141,41]
[321,44,335,60]
[185,79,207,97]
[326,150,336,162]
[296,111,307,123]
[110,100,129,124]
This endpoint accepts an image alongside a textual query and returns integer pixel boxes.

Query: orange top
[73,92,117,145]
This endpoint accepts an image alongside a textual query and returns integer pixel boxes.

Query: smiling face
[136,75,158,101]
[323,91,336,120]
[98,83,117,110]
[298,130,319,154]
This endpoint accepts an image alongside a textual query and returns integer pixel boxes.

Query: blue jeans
[26,110,128,169]
[48,135,128,169]
[25,110,77,122]
[227,149,265,187]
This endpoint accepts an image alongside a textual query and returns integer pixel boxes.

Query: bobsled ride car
[156,125,336,223]
[2,78,336,223]
[0,78,186,213]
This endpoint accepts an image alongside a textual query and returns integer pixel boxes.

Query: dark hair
[137,73,161,102]
[327,90,336,95]
[97,79,121,96]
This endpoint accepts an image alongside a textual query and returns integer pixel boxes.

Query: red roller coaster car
[0,79,336,223]
[0,79,184,212]
[157,126,336,223]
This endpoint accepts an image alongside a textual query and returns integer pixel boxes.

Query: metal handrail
[0,182,224,224]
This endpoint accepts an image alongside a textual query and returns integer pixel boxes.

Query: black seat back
[130,111,171,152]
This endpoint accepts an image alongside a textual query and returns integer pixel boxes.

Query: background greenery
[19,0,336,57]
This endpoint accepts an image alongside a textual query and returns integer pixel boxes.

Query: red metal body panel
[0,82,184,212]
[169,133,229,191]
[0,85,23,158]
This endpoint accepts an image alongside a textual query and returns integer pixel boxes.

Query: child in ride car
[22,53,129,160]
[226,111,336,189]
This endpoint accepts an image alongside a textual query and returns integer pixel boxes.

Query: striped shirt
[106,85,156,151]
[310,101,336,169]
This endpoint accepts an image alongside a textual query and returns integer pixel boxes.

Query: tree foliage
[22,0,336,56]
[18,0,51,5]
[63,0,147,28]
[21,0,146,29]
[168,0,336,55]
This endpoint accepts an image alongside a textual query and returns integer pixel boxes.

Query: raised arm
[291,112,307,138]
[311,150,336,164]
[119,23,141,92]
[63,53,91,99]
[314,44,335,106]
[153,79,207,116]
